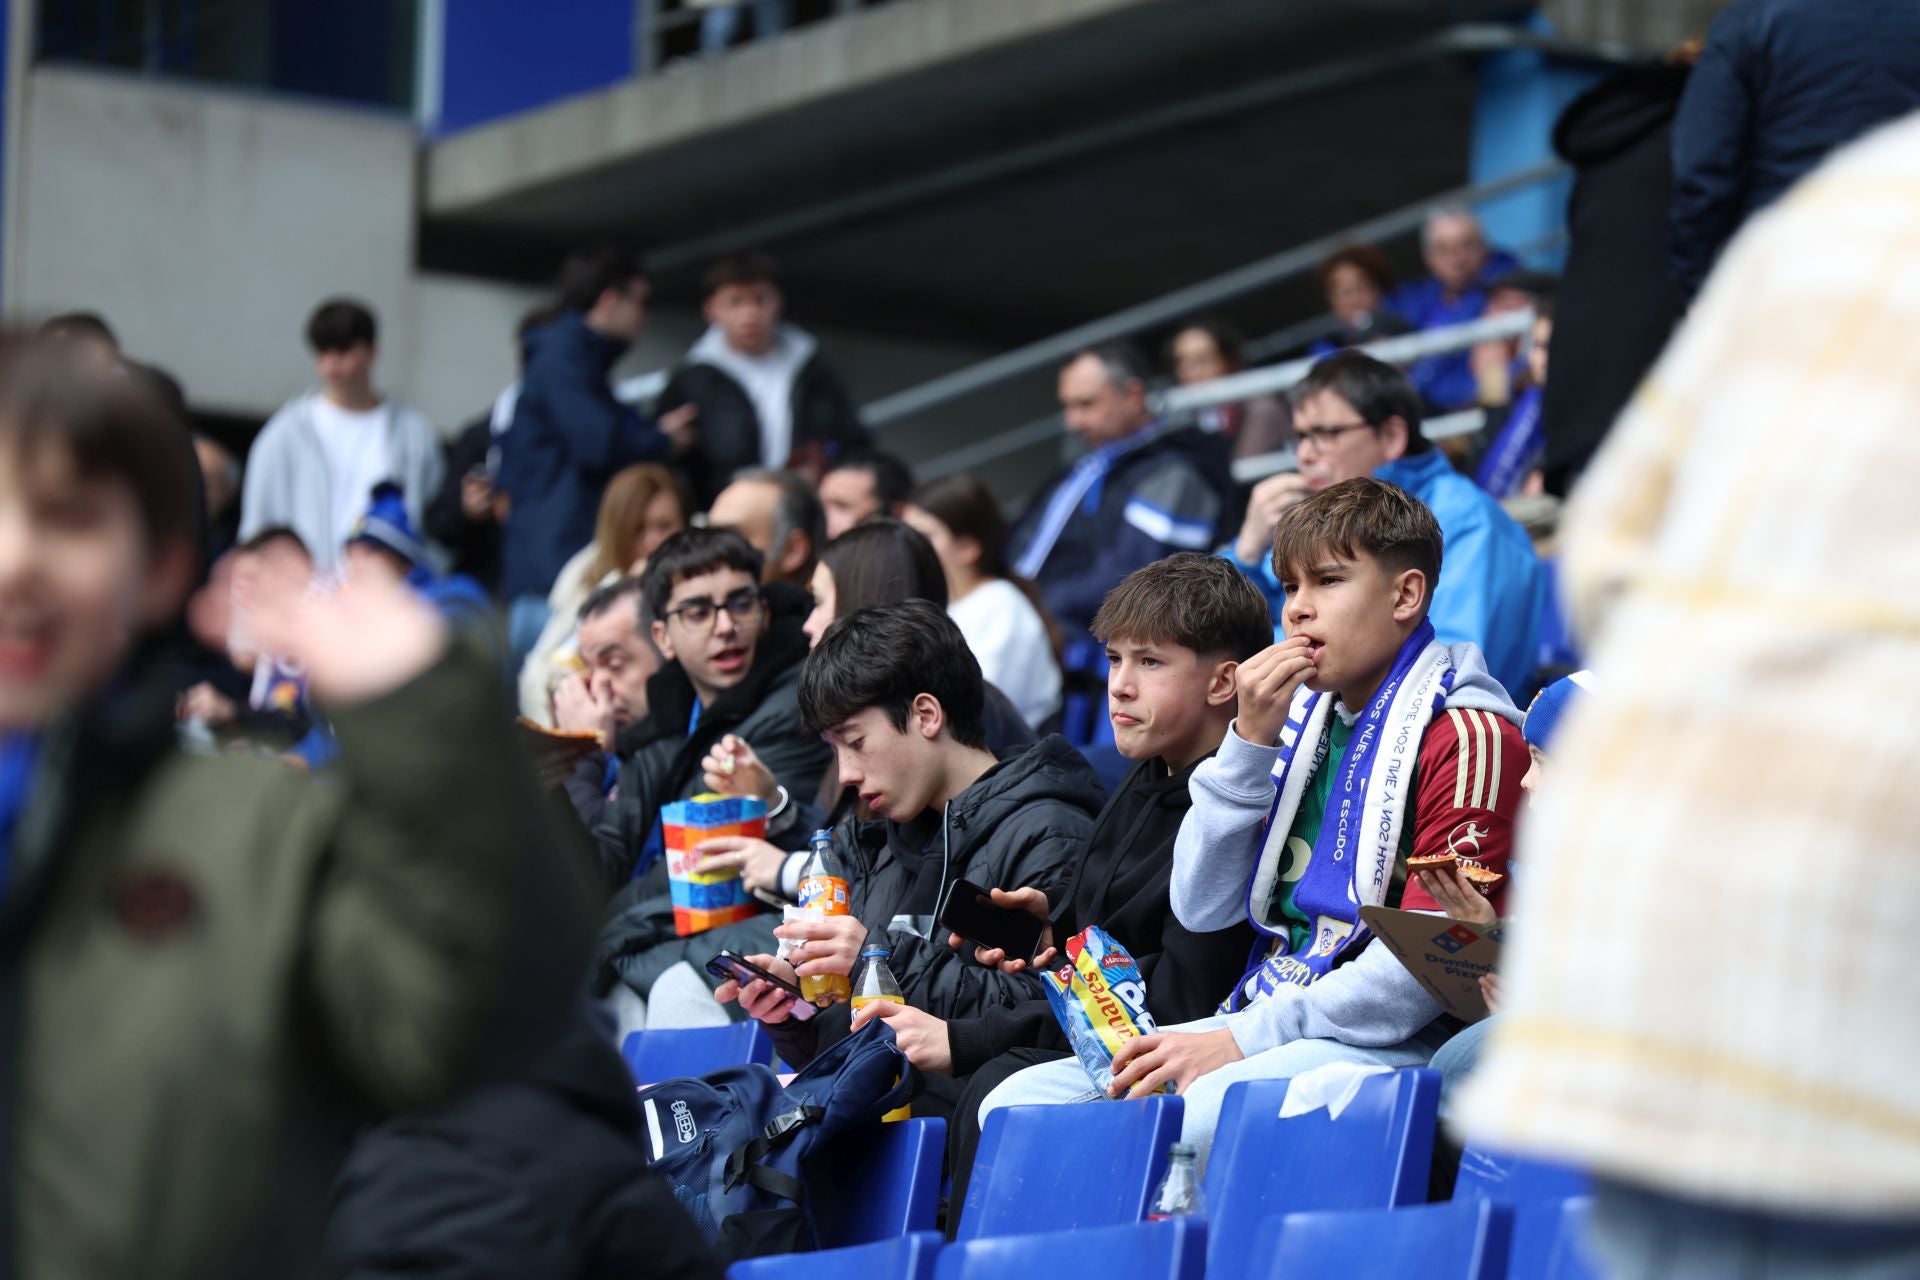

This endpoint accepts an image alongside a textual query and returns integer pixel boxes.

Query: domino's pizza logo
[1432,924,1479,954]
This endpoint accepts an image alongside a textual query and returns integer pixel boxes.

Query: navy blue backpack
[639,1021,918,1259]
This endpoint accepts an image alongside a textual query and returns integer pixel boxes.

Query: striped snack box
[662,793,769,937]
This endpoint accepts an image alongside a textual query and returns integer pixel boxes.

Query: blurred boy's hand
[714,953,801,1024]
[236,565,446,706]
[775,914,866,980]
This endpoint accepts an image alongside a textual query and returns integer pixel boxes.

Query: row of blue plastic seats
[623,1031,1600,1279]
[732,1198,1597,1280]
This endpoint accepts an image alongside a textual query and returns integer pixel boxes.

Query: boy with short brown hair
[980,478,1528,1166]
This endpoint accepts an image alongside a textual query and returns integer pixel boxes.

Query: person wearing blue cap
[1421,669,1594,1119]
[344,482,496,644]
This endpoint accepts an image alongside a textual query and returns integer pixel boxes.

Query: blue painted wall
[437,0,635,136]
[1470,15,1603,267]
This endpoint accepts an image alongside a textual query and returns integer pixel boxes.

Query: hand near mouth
[1234,636,1319,746]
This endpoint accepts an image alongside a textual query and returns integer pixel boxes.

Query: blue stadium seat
[727,1231,942,1280]
[938,1219,1205,1280]
[621,1022,773,1084]
[1544,1198,1601,1280]
[1251,1199,1513,1280]
[810,1116,946,1247]
[955,1096,1184,1241]
[1455,1144,1592,1279]
[1202,1070,1440,1280]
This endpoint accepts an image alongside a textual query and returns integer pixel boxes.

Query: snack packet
[661,793,768,937]
[1041,926,1165,1094]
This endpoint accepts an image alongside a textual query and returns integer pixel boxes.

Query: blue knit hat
[346,481,428,567]
[1523,670,1595,754]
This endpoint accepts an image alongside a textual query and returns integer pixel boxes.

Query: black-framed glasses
[1294,421,1375,452]
[663,587,763,632]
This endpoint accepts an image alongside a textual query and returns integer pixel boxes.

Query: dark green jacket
[0,641,598,1280]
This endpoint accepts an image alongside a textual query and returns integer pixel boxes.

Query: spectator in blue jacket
[1670,0,1920,299]
[498,247,697,671]
[1222,352,1540,697]
[1008,343,1232,657]
[1389,208,1519,411]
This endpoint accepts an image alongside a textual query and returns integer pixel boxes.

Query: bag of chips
[1041,926,1165,1095]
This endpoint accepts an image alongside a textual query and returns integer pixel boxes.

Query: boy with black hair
[717,599,1104,1083]
[241,297,443,574]
[843,554,1267,1206]
[1225,350,1541,696]
[983,478,1527,1166]
[0,337,596,1278]
[589,527,833,1025]
[657,251,867,506]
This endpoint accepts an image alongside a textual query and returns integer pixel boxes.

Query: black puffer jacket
[659,354,866,508]
[769,735,1106,1068]
[327,1010,724,1280]
[943,753,1258,1076]
[570,582,830,891]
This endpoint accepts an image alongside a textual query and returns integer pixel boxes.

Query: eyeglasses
[663,587,763,632]
[1294,421,1375,452]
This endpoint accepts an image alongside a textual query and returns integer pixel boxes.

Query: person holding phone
[711,601,1103,1119]
[850,555,1272,1220]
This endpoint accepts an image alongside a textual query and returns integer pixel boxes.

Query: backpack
[639,1021,918,1259]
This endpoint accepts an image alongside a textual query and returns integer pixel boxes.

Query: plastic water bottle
[1148,1143,1206,1219]
[795,829,852,1007]
[851,946,911,1122]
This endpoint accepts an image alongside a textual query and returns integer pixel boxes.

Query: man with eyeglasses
[572,527,833,1026]
[1223,351,1541,697]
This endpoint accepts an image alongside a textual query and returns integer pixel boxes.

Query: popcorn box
[661,793,768,936]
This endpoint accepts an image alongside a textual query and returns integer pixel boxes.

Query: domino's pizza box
[1358,905,1503,1023]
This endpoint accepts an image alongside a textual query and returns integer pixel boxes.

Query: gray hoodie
[1169,641,1520,1058]
[239,392,444,572]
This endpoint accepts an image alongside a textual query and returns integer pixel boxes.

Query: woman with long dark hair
[902,474,1062,730]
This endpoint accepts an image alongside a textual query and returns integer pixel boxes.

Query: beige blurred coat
[1459,113,1920,1215]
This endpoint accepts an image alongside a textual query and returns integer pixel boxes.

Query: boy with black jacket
[717,601,1104,1100]
[845,555,1269,1200]
[586,529,832,1026]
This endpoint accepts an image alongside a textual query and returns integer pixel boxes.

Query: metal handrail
[858,161,1567,428]
[1157,308,1536,415]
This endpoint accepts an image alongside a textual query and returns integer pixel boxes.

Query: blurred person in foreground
[0,339,596,1280]
[1461,114,1920,1276]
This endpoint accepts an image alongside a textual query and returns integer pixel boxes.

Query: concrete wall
[5,65,543,429]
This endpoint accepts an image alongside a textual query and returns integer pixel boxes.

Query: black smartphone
[940,879,1047,962]
[705,950,816,1021]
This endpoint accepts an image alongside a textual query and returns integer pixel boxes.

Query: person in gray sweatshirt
[977,478,1528,1167]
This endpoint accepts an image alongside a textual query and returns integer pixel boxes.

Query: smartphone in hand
[939,879,1047,963]
[705,950,817,1021]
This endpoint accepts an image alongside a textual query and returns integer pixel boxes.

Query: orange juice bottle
[795,829,852,1007]
[851,946,912,1122]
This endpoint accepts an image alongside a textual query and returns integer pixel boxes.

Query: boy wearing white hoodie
[981,478,1527,1164]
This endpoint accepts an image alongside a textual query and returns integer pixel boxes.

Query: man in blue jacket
[1009,342,1231,657]
[1222,351,1541,698]
[1389,208,1519,411]
[1670,0,1920,299]
[498,247,695,669]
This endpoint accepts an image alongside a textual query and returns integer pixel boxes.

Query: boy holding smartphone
[849,554,1269,1208]
[713,601,1102,1100]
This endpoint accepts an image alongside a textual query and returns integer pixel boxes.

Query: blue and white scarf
[1225,622,1457,1011]
[1474,384,1544,500]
